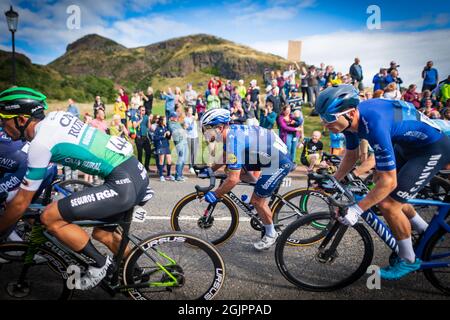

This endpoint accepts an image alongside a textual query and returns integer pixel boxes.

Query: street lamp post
[5,6,19,85]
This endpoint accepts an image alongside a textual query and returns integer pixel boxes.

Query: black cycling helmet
[0,87,48,119]
[315,84,360,123]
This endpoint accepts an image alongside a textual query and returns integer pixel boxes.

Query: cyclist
[0,128,57,242]
[200,109,295,250]
[0,87,150,289]
[316,84,450,280]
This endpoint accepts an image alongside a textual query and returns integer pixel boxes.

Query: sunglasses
[320,108,354,124]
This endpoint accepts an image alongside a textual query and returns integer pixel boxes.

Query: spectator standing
[184,83,198,113]
[259,101,277,129]
[349,57,364,91]
[278,105,302,162]
[266,86,283,115]
[249,79,260,112]
[276,70,285,90]
[306,66,320,107]
[422,61,439,92]
[119,87,129,109]
[230,100,246,124]
[243,93,258,126]
[386,69,403,90]
[66,98,80,118]
[300,66,309,102]
[387,61,400,74]
[330,132,345,156]
[153,116,174,182]
[184,106,199,174]
[437,75,450,105]
[93,95,105,118]
[195,95,206,119]
[373,68,388,91]
[206,88,221,110]
[208,77,222,93]
[113,96,127,125]
[403,84,421,109]
[237,80,247,99]
[90,109,108,133]
[129,91,141,119]
[142,87,154,116]
[133,106,152,171]
[175,87,185,106]
[168,111,188,182]
[218,84,231,110]
[161,87,176,119]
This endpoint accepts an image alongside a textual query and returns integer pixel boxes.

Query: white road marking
[146,216,251,222]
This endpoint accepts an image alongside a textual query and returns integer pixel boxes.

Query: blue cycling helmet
[315,85,360,122]
[200,109,230,127]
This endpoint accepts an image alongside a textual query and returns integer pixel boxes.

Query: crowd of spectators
[64,58,449,181]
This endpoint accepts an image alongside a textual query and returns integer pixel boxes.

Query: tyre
[423,228,450,295]
[123,232,226,300]
[0,242,74,300]
[171,192,239,245]
[275,212,374,292]
[56,179,94,196]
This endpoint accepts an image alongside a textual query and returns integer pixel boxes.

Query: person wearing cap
[387,61,399,74]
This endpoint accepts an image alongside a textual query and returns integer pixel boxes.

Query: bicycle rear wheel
[0,242,73,300]
[275,212,374,292]
[123,232,226,300]
[423,228,450,295]
[171,192,239,245]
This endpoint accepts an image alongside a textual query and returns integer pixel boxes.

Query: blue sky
[0,0,449,86]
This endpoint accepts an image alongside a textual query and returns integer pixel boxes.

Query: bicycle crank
[315,249,339,264]
[250,217,264,231]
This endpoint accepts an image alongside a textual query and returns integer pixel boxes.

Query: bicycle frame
[354,194,450,270]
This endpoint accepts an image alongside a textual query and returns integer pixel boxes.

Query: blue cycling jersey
[225,125,290,171]
[0,131,28,193]
[0,131,55,194]
[344,99,445,172]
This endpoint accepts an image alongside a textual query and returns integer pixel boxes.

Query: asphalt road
[1,176,449,300]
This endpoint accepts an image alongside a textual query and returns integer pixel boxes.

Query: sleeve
[21,142,53,192]
[369,132,397,172]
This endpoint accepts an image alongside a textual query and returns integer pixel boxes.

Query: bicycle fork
[316,221,349,263]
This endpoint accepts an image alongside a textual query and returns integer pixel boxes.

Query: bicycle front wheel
[171,192,239,245]
[0,242,73,300]
[423,227,450,295]
[275,212,374,292]
[123,232,226,300]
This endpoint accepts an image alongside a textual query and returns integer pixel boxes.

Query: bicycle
[275,172,450,294]
[0,188,225,300]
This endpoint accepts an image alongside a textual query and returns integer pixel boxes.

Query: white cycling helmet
[200,109,231,128]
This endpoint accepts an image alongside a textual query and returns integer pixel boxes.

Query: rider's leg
[92,227,132,257]
[402,204,428,234]
[250,194,275,236]
[377,197,415,263]
[41,202,107,267]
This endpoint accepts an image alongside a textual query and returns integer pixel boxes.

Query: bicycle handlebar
[307,172,356,209]
[194,167,216,194]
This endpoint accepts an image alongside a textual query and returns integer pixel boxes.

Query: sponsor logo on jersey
[227,153,237,164]
[115,178,131,185]
[0,157,17,170]
[404,131,428,140]
[362,117,370,134]
[70,189,119,207]
[0,176,21,192]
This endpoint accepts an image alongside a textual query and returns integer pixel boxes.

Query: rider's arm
[334,149,359,181]
[0,188,36,233]
[215,169,241,199]
[357,170,397,211]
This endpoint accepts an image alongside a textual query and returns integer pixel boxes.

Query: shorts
[390,135,450,203]
[301,153,320,167]
[58,157,150,223]
[254,157,294,198]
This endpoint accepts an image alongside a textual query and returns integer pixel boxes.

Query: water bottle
[241,194,254,210]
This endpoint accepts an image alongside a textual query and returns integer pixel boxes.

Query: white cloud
[249,29,450,89]
[383,14,450,30]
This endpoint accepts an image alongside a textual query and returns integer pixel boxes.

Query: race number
[106,136,133,156]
